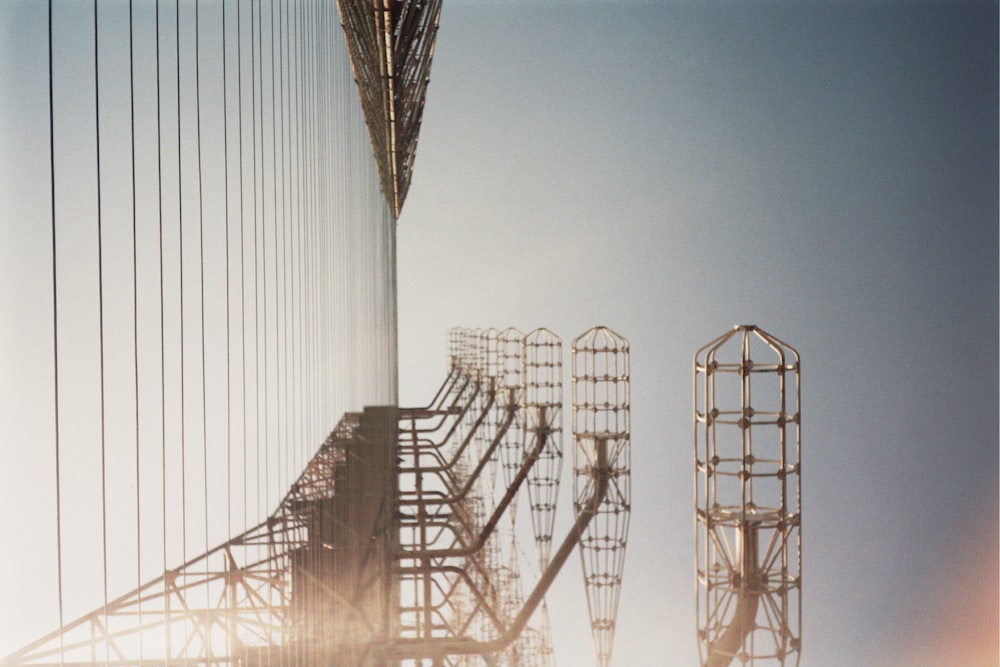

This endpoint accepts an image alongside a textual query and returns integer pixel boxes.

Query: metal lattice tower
[572,327,631,667]
[5,325,631,667]
[524,328,565,571]
[393,326,631,666]
[694,325,802,667]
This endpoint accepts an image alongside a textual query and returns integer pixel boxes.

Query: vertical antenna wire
[286,0,297,491]
[319,0,328,433]
[279,0,288,499]
[127,0,144,658]
[296,0,305,470]
[259,0,270,521]
[154,0,170,653]
[323,1,331,430]
[92,2,112,662]
[310,0,318,444]
[193,0,210,612]
[280,0,290,487]
[319,2,328,638]
[289,0,297,495]
[314,0,320,454]
[220,0,229,555]
[251,0,262,527]
[293,0,303,485]
[221,0,232,571]
[302,0,311,467]
[267,0,278,514]
[279,0,290,501]
[237,0,248,546]
[302,0,310,452]
[263,0,276,642]
[292,0,300,479]
[300,0,309,461]
[175,0,188,567]
[275,0,284,492]
[46,2,66,662]
[316,0,323,459]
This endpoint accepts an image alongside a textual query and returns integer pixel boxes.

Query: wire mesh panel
[572,326,631,667]
[694,325,801,667]
[497,327,526,494]
[523,328,564,570]
[396,327,636,667]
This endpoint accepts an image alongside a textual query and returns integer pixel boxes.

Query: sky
[394,2,998,666]
[1,1,997,667]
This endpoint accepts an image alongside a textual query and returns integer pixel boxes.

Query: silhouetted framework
[3,409,398,666]
[694,326,802,667]
[395,326,630,667]
[5,328,630,667]
[573,327,631,667]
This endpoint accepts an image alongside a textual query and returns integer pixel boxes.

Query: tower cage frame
[694,325,801,667]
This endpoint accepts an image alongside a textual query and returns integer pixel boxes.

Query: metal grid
[336,0,443,216]
[524,328,564,570]
[6,415,364,666]
[572,326,631,667]
[11,327,631,667]
[395,326,629,666]
[694,325,801,667]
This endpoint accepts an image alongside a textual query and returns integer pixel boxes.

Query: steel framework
[394,326,631,666]
[573,327,631,667]
[336,0,442,216]
[5,327,631,667]
[3,411,397,667]
[694,325,801,667]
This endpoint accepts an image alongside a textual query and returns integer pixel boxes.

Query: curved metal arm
[705,521,761,667]
[399,374,475,438]
[398,396,518,510]
[397,409,547,560]
[390,437,612,661]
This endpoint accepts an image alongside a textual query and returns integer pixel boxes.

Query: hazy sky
[395,2,998,665]
[1,1,996,667]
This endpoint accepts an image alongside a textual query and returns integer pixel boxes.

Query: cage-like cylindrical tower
[573,326,631,667]
[694,325,801,667]
[524,328,564,570]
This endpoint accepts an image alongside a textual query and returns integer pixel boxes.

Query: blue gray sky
[396,2,998,665]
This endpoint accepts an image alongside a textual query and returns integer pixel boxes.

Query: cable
[252,0,262,528]
[194,0,210,611]
[127,0,144,659]
[268,0,278,515]
[46,2,66,663]
[93,2,111,662]
[175,0,188,567]
[221,0,232,573]
[154,0,171,653]
[278,0,290,500]
[236,0,248,549]
[262,0,272,520]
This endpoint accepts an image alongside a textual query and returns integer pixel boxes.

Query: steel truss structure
[5,327,631,667]
[395,326,631,666]
[337,0,442,217]
[4,411,400,667]
[573,327,631,667]
[694,325,801,667]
